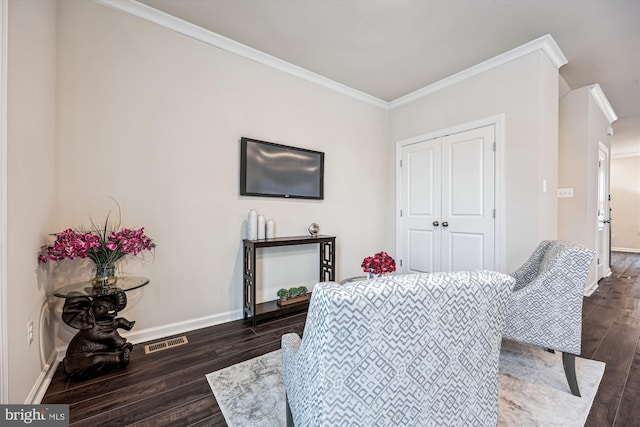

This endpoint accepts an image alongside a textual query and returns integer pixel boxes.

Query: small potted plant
[276,288,289,302]
[278,285,311,306]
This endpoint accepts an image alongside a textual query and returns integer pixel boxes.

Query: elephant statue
[61,290,136,379]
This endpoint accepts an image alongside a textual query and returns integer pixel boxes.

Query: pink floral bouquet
[38,212,155,266]
[361,251,396,276]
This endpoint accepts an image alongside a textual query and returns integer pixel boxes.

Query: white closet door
[441,125,496,271]
[400,138,442,273]
[398,124,495,273]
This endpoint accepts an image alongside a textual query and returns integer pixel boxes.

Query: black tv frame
[240,137,325,200]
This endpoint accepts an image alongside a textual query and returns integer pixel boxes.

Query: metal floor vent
[616,274,633,280]
[144,336,189,354]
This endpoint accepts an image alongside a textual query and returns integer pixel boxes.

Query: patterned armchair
[281,271,515,427]
[503,240,594,396]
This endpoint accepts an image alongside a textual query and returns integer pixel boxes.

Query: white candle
[257,215,265,239]
[266,219,275,238]
[248,209,258,240]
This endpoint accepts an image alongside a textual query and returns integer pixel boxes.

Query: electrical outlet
[557,188,574,198]
[27,319,34,347]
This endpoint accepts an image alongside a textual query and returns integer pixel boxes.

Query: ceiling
[137,0,639,121]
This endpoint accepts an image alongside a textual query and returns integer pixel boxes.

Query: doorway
[596,142,611,280]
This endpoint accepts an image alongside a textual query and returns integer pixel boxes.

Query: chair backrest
[512,240,593,290]
[292,271,514,426]
[539,240,593,277]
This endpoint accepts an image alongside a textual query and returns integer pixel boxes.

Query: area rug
[206,340,605,427]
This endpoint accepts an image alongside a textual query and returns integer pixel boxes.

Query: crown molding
[389,34,567,109]
[589,84,618,124]
[94,0,389,109]
[95,2,570,113]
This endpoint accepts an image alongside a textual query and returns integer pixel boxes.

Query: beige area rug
[206,340,605,427]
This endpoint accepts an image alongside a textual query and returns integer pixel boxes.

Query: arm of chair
[282,333,302,364]
[281,333,303,383]
[505,269,584,354]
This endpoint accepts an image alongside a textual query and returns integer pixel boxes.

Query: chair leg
[286,394,294,427]
[562,352,581,397]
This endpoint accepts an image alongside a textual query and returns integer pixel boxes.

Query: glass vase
[92,262,118,288]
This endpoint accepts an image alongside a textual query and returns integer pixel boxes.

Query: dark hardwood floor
[42,252,640,426]
[583,251,640,427]
[42,311,307,426]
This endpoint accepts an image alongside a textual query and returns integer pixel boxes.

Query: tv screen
[240,137,324,200]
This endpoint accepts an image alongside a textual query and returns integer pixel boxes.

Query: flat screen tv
[240,137,324,200]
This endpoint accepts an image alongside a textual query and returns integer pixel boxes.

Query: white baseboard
[122,309,244,344]
[32,308,244,403]
[585,268,614,297]
[584,279,599,297]
[25,349,59,404]
[611,247,640,254]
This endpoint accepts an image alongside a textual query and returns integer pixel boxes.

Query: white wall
[389,51,560,272]
[611,155,640,251]
[611,116,640,157]
[610,116,640,252]
[6,0,57,403]
[558,85,612,287]
[52,0,392,348]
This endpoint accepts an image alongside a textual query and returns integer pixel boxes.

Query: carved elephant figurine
[61,290,136,379]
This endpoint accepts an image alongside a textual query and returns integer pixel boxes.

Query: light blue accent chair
[503,240,595,397]
[282,271,515,427]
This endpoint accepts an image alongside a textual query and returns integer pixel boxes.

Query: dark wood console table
[243,235,335,326]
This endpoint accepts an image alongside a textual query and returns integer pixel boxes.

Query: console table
[243,235,335,326]
[54,277,149,379]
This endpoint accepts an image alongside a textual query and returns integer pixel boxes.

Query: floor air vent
[144,336,189,354]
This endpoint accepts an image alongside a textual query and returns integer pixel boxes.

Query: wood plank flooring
[42,252,640,426]
[583,251,640,427]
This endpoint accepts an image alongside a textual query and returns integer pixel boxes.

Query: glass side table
[53,276,150,380]
[54,276,149,298]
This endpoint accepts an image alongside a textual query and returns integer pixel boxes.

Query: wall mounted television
[240,137,325,200]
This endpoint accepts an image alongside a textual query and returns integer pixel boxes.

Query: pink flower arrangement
[38,212,155,266]
[361,251,396,275]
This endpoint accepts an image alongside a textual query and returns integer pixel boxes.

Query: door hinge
[400,209,403,217]
[399,259,403,267]
[492,142,496,152]
[400,159,403,167]
[493,209,496,218]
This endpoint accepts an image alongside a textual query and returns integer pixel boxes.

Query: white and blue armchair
[503,240,595,396]
[281,271,515,427]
